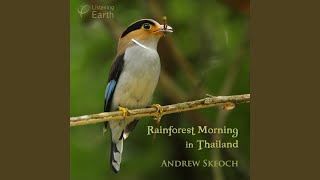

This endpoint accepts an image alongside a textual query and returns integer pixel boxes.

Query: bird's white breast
[111,44,161,111]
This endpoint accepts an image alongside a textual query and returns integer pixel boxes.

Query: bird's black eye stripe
[142,23,151,30]
[121,20,156,38]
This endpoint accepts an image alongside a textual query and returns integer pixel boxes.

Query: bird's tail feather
[123,119,139,139]
[110,132,124,173]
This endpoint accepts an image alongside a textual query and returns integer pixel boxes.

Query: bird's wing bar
[104,80,117,112]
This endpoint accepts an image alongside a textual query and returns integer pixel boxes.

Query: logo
[77,5,91,18]
[77,4,114,19]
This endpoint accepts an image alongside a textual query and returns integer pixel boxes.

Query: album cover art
[70,0,250,179]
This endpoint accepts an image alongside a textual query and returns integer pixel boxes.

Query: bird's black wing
[104,53,125,128]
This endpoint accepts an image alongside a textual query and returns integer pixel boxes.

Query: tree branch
[70,94,250,127]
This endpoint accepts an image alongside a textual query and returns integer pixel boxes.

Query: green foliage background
[70,0,249,179]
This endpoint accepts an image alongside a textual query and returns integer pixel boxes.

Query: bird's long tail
[110,132,124,173]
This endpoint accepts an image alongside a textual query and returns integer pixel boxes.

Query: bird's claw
[118,106,130,119]
[151,104,163,124]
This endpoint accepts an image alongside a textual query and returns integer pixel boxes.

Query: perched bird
[104,19,173,173]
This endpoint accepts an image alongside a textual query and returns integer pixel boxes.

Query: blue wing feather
[104,80,117,112]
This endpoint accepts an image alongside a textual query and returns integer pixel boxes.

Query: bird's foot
[118,106,130,119]
[151,104,164,124]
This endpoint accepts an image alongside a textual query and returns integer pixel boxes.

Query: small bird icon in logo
[77,5,90,18]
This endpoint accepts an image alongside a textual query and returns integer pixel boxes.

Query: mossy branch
[70,94,250,127]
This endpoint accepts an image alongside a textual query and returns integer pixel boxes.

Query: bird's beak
[157,25,173,33]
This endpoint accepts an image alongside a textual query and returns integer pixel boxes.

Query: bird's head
[117,19,173,52]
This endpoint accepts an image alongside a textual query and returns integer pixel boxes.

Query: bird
[104,18,173,173]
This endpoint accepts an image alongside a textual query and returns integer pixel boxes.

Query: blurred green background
[70,0,250,179]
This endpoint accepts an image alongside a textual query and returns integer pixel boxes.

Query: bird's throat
[131,39,153,50]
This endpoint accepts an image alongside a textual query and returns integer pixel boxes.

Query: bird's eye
[142,23,151,30]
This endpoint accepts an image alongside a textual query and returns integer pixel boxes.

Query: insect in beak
[157,16,173,33]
